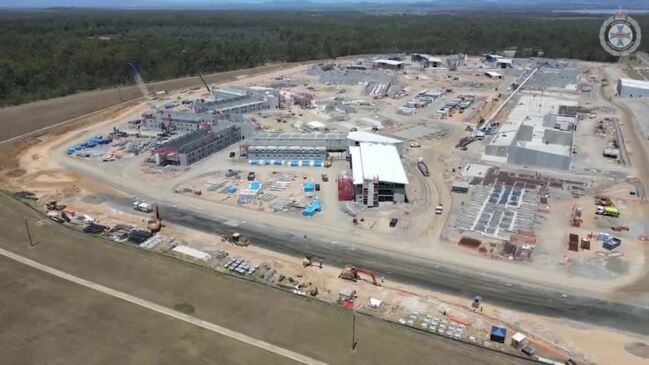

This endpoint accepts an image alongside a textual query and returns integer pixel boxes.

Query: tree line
[0,9,646,106]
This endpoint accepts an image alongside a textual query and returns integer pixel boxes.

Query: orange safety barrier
[448,315,470,326]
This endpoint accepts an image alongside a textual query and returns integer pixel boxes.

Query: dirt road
[598,66,649,300]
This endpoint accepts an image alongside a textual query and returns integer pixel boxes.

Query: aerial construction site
[2,51,649,365]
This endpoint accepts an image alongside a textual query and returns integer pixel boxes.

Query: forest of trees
[1,9,647,106]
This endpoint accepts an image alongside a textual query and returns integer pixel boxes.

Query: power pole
[24,217,34,247]
[351,309,358,351]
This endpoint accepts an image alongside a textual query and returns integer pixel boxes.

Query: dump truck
[596,206,619,217]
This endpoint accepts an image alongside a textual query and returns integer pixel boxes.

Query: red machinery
[147,204,162,233]
[338,265,381,286]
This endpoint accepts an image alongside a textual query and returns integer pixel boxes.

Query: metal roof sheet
[350,143,408,185]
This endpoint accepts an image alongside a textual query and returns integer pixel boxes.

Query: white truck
[133,201,153,213]
[435,204,443,215]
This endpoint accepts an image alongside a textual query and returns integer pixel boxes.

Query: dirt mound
[625,342,649,358]
[4,168,26,178]
[81,195,106,205]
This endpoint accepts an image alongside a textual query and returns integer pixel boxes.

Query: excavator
[302,255,324,268]
[338,265,381,286]
[147,204,162,233]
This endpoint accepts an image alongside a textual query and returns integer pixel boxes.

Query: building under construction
[194,87,279,115]
[141,110,224,133]
[152,124,243,166]
[483,94,576,171]
[350,143,408,206]
[411,53,442,68]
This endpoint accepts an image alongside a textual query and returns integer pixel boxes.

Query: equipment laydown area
[0,194,531,365]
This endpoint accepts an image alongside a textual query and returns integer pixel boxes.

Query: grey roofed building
[195,87,279,115]
[483,94,575,171]
[247,145,327,162]
[141,110,224,133]
[152,124,243,166]
[249,132,348,151]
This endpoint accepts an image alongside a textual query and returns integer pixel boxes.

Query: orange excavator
[147,204,162,233]
[338,265,381,286]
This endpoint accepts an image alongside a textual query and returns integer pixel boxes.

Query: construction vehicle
[596,206,620,217]
[302,255,324,268]
[417,157,430,177]
[339,265,381,286]
[611,225,630,232]
[435,204,444,215]
[471,296,482,309]
[321,173,329,182]
[325,156,333,168]
[147,204,162,233]
[571,206,583,227]
[133,201,154,213]
[595,196,613,206]
[45,200,66,211]
[223,232,250,246]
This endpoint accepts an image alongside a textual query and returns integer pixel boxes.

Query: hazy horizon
[3,0,649,10]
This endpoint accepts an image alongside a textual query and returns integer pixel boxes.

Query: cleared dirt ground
[0,193,532,365]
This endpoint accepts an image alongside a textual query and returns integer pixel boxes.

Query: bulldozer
[302,255,324,268]
[339,265,381,286]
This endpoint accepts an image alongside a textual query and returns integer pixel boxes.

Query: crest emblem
[600,11,641,56]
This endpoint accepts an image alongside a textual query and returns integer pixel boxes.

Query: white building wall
[618,85,649,98]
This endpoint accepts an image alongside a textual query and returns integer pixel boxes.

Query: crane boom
[128,63,154,104]
[197,71,211,93]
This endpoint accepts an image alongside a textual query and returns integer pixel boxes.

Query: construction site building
[484,94,576,171]
[411,53,442,68]
[247,145,327,162]
[194,87,278,115]
[347,130,404,153]
[152,125,242,166]
[496,58,514,69]
[485,71,503,79]
[372,59,405,70]
[350,143,408,207]
[141,110,224,133]
[246,132,347,164]
[617,78,649,98]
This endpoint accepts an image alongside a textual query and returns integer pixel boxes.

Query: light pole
[351,309,357,352]
[24,217,34,247]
